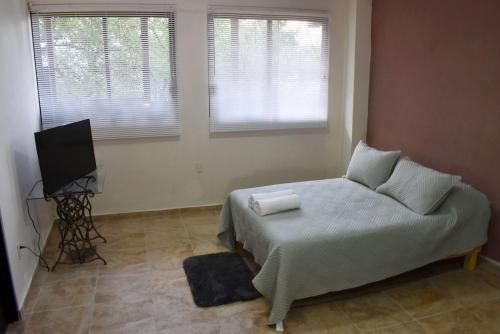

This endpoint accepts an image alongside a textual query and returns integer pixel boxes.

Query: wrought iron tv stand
[27,168,107,271]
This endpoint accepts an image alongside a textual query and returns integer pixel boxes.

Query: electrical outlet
[195,163,204,174]
[17,244,23,260]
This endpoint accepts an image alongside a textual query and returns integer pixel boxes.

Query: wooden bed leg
[275,321,284,332]
[464,249,480,271]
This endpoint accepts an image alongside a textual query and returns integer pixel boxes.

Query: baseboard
[480,255,500,267]
[91,203,223,221]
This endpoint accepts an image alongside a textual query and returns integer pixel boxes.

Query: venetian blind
[30,5,179,140]
[207,7,330,132]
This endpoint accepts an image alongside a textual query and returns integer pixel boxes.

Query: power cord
[19,245,49,271]
[23,181,51,272]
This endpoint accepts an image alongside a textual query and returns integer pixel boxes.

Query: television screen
[35,119,97,195]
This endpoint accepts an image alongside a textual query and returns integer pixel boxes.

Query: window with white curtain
[207,9,329,132]
[30,9,179,140]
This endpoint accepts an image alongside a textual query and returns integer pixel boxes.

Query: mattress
[218,178,491,324]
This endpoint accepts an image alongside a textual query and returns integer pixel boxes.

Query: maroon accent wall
[368,0,500,260]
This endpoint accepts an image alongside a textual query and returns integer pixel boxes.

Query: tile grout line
[361,319,426,334]
[411,306,473,334]
[143,218,164,334]
[182,218,196,255]
[411,307,465,322]
[339,290,432,334]
[332,302,365,333]
[384,275,483,333]
[87,268,101,334]
[383,290,433,334]
[144,217,161,334]
[383,290,418,322]
[24,302,98,315]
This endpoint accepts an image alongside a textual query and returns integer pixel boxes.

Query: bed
[217,177,491,327]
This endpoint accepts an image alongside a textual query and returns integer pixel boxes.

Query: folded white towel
[253,194,301,216]
[248,190,294,209]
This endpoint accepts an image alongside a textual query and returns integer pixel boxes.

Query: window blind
[207,9,329,132]
[31,10,179,140]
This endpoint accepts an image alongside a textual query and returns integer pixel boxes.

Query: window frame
[30,11,179,140]
[207,11,330,133]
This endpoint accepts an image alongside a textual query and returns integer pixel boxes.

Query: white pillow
[376,158,461,215]
[346,141,401,190]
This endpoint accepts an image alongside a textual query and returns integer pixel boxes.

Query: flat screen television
[35,119,97,195]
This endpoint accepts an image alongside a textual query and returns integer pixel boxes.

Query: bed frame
[237,243,483,274]
[445,246,482,271]
[236,243,483,331]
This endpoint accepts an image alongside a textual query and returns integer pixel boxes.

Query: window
[207,10,329,132]
[31,11,179,140]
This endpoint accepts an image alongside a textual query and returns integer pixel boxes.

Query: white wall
[341,0,372,169]
[26,0,372,215]
[81,0,371,214]
[0,0,53,309]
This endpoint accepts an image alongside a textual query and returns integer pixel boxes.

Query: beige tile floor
[7,209,500,334]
